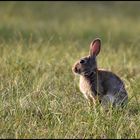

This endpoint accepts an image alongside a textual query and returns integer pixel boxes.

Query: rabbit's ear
[89,38,101,57]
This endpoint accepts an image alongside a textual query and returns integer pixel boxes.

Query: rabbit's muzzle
[72,62,82,74]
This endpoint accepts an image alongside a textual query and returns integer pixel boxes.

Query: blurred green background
[0,1,140,44]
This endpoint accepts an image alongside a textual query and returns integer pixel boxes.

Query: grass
[0,1,140,139]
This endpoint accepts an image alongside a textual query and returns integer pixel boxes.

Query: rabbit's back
[98,70,126,94]
[98,70,128,107]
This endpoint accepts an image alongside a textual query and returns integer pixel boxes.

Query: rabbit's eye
[80,59,86,64]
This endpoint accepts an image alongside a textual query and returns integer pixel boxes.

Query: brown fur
[72,38,128,109]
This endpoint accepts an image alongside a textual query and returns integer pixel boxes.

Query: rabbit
[72,38,128,109]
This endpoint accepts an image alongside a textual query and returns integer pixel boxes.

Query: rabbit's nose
[74,67,79,73]
[72,65,77,73]
[73,65,80,74]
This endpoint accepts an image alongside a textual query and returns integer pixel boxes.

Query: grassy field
[0,1,140,139]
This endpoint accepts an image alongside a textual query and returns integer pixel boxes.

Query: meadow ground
[0,1,140,139]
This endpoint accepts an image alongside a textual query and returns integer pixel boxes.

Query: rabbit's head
[72,38,101,76]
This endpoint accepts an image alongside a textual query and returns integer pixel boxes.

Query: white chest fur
[79,76,94,100]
